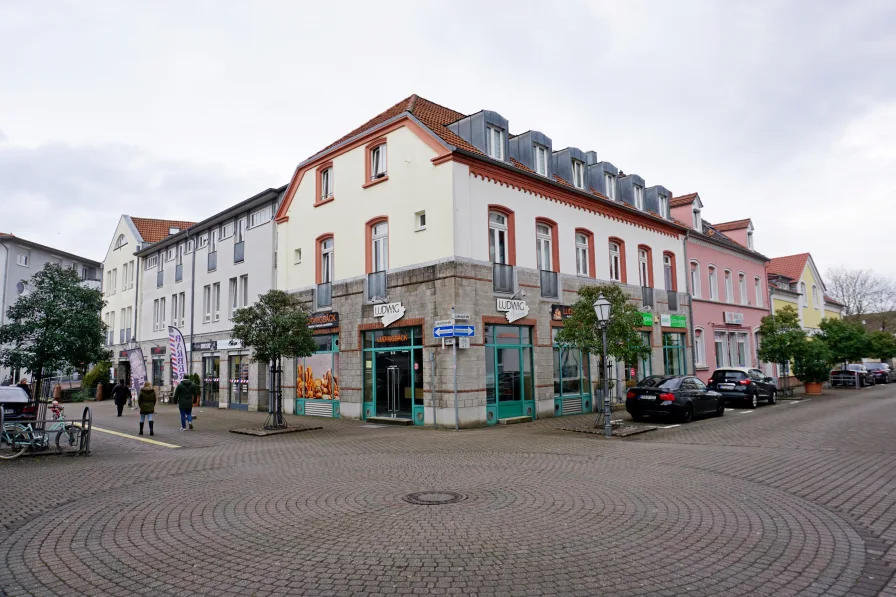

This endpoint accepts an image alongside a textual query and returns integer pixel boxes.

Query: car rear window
[711,370,747,382]
[637,376,682,390]
[865,364,885,371]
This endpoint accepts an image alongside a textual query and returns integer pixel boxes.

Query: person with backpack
[137,381,156,436]
[111,380,131,416]
[173,378,195,431]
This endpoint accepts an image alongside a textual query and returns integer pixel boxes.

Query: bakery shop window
[296,334,340,402]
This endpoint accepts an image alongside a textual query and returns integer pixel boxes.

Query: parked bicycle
[0,401,84,459]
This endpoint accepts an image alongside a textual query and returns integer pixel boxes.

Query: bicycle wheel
[1,423,31,460]
[55,424,83,453]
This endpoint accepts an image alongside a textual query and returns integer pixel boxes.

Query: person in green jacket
[173,379,195,431]
[137,381,156,436]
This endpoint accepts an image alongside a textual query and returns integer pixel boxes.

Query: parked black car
[626,375,724,423]
[830,364,876,388]
[864,363,895,384]
[0,386,36,421]
[707,367,778,408]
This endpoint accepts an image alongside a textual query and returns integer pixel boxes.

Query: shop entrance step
[498,416,532,425]
[366,416,414,426]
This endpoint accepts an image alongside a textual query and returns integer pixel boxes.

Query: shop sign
[661,314,688,328]
[375,333,410,344]
[373,302,406,327]
[119,351,128,358]
[724,312,745,325]
[150,347,166,356]
[640,312,654,327]
[550,304,573,321]
[308,311,339,329]
[496,299,529,323]
[223,338,243,350]
[192,341,217,351]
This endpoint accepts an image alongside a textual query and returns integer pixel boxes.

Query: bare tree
[825,267,894,316]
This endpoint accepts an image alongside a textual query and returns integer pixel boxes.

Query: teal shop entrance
[362,327,424,425]
[485,324,535,425]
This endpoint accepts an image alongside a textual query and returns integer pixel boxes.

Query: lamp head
[593,293,612,324]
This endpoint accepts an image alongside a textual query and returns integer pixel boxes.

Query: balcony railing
[175,263,183,283]
[641,286,654,309]
[234,241,245,264]
[317,282,332,308]
[540,270,558,299]
[156,270,164,288]
[667,290,679,311]
[493,263,514,294]
[367,271,387,302]
[208,251,217,272]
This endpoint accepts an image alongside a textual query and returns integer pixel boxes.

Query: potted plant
[793,338,832,396]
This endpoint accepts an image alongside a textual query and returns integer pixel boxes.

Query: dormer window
[658,194,668,217]
[604,173,616,200]
[169,227,180,235]
[486,126,505,160]
[634,185,644,210]
[370,144,387,179]
[693,208,702,230]
[748,231,754,249]
[571,160,585,189]
[534,145,548,176]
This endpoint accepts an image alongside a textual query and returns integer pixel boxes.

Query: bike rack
[80,406,92,456]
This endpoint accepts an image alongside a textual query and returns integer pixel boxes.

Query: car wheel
[680,405,694,424]
[747,393,758,409]
[768,390,777,405]
[630,412,644,422]
[714,400,725,417]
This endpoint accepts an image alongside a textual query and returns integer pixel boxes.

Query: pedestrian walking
[17,378,32,399]
[174,379,195,431]
[111,379,131,417]
[137,381,156,436]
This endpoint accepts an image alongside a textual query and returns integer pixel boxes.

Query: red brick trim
[519,283,539,289]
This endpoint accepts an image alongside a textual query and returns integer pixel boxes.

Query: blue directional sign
[453,325,475,337]
[433,325,455,338]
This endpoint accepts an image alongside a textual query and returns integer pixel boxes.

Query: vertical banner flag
[169,326,188,384]
[126,348,147,395]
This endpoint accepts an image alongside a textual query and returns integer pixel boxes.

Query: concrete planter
[804,381,823,395]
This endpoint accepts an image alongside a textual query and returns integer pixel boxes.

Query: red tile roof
[713,218,751,232]
[824,295,845,306]
[131,217,196,244]
[670,193,698,207]
[767,253,810,281]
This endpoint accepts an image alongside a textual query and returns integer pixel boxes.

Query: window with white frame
[239,274,248,308]
[372,222,388,272]
[609,242,622,282]
[739,273,747,305]
[320,168,334,201]
[748,231,754,249]
[800,281,808,306]
[121,262,129,292]
[812,285,819,308]
[536,224,552,271]
[177,293,184,327]
[250,206,272,228]
[638,249,650,288]
[159,297,166,329]
[634,185,644,210]
[708,266,718,300]
[415,210,426,231]
[690,261,701,297]
[735,333,748,367]
[658,194,668,217]
[486,126,505,160]
[221,222,234,239]
[604,173,616,200]
[108,311,115,344]
[571,159,585,189]
[488,212,508,264]
[125,306,133,338]
[695,329,706,366]
[693,208,702,230]
[534,145,549,176]
[186,239,195,254]
[197,234,208,249]
[171,294,178,329]
[203,285,211,323]
[663,254,674,290]
[229,277,238,319]
[320,238,334,283]
[16,249,30,267]
[210,229,218,254]
[166,246,175,261]
[293,248,302,264]
[114,234,126,250]
[575,234,589,276]
[145,254,158,269]
[714,331,728,368]
[212,282,220,321]
[236,217,246,243]
[755,277,763,308]
[371,144,387,179]
[152,299,160,331]
[724,270,733,303]
[111,269,117,294]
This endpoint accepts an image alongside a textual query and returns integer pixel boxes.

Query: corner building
[276,95,691,427]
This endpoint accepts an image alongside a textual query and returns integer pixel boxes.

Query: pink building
[671,194,770,383]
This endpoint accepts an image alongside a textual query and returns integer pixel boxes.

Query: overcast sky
[1,0,894,280]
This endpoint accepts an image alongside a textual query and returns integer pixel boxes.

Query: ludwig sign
[724,312,745,325]
[496,299,529,323]
[373,302,406,327]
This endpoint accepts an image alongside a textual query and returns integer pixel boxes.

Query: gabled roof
[670,193,698,207]
[824,295,845,307]
[130,218,196,244]
[693,220,769,261]
[767,253,810,281]
[713,218,752,232]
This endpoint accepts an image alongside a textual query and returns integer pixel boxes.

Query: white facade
[100,217,142,351]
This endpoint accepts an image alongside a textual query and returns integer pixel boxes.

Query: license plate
[639,395,655,400]
[3,408,13,415]
[719,383,735,390]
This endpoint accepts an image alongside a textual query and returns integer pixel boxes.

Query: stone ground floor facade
[281,258,693,428]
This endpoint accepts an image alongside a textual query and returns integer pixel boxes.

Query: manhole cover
[402,491,466,505]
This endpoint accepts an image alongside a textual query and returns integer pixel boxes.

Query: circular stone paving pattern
[0,451,866,596]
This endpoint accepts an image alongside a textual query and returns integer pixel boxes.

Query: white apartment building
[100,216,195,384]
[134,187,284,409]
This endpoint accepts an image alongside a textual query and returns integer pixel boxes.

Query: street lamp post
[593,294,613,438]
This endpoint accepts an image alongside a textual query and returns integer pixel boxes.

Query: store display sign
[550,304,574,321]
[665,314,687,328]
[223,338,243,350]
[373,302,406,327]
[308,311,339,329]
[150,347,166,356]
[496,299,529,323]
[724,312,744,325]
[297,353,339,400]
[376,333,410,345]
[640,312,654,326]
[192,341,217,351]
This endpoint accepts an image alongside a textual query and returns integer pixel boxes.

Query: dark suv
[864,363,895,384]
[707,368,778,409]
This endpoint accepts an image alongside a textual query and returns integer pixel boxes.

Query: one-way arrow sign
[434,325,455,338]
[453,325,475,337]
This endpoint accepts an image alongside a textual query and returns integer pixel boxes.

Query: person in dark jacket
[17,378,32,399]
[173,379,195,431]
[137,381,156,436]
[111,380,131,416]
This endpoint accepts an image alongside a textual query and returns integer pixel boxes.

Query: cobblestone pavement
[2,385,896,596]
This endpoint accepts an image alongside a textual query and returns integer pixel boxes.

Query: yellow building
[767,253,843,334]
